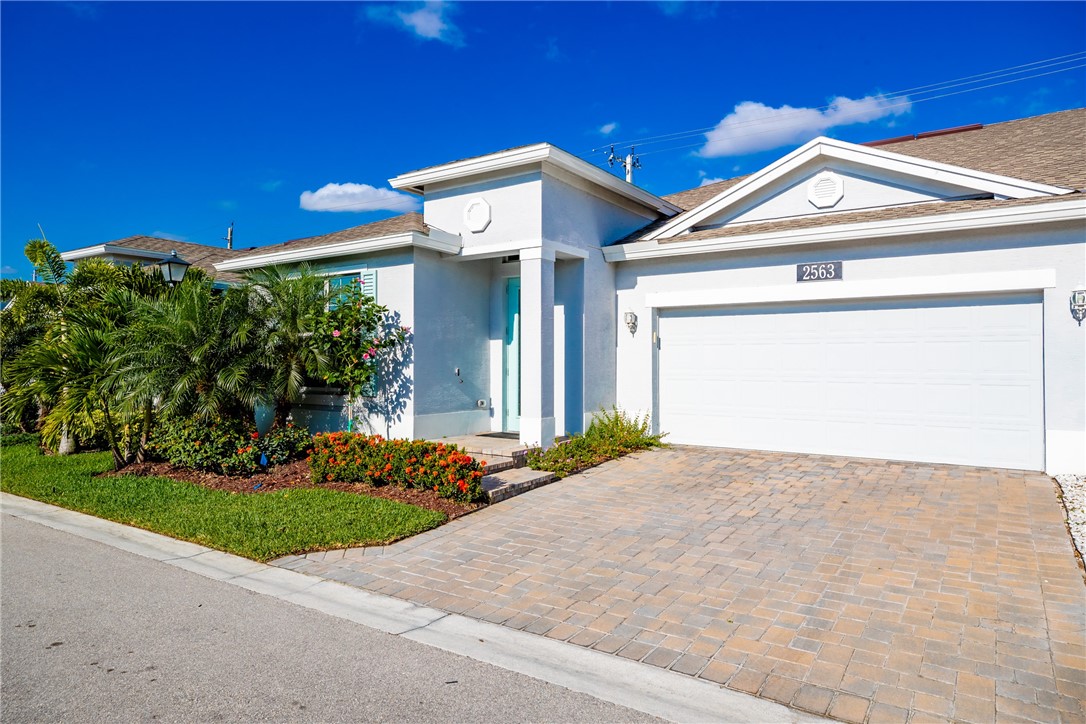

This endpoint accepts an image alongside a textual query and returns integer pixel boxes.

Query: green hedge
[149,415,311,476]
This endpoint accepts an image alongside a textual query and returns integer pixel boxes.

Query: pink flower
[368,347,377,356]
[332,329,341,337]
[401,326,411,333]
[362,353,370,361]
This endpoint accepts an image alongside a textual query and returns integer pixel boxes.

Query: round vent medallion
[807,170,844,209]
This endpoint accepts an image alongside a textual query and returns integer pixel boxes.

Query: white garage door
[658,293,1044,470]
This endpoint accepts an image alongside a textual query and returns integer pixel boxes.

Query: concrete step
[481,467,558,504]
[480,454,521,474]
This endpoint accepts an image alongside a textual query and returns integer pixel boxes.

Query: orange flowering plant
[308,432,486,503]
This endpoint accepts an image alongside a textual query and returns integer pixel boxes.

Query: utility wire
[586,51,1086,157]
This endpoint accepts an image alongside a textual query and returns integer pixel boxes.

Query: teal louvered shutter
[360,269,377,301]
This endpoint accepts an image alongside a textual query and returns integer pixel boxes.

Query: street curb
[1,493,828,723]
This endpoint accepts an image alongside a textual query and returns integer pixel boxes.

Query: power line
[586,51,1086,158]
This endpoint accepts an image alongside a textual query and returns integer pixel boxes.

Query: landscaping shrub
[526,408,665,478]
[149,415,311,476]
[1,431,39,447]
[309,433,486,503]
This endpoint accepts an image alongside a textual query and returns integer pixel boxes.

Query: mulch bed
[104,459,484,520]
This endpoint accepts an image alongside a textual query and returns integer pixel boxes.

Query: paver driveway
[276,447,1086,723]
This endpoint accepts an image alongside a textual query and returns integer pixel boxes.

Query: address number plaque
[796,261,843,282]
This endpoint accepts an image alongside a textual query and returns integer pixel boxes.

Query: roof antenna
[223,221,234,250]
[606,144,642,184]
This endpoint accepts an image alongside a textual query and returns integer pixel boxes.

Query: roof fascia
[215,231,461,272]
[60,244,170,262]
[604,197,1085,262]
[391,143,680,217]
[646,136,1072,241]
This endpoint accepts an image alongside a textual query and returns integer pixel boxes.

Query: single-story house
[67,108,1086,473]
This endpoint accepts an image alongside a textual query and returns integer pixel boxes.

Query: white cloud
[699,95,911,158]
[599,122,619,136]
[363,1,463,46]
[299,183,420,213]
[698,176,725,187]
[2,265,18,275]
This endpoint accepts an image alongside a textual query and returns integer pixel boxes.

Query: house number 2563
[796,261,843,282]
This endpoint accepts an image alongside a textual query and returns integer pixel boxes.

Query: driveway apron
[276,447,1086,723]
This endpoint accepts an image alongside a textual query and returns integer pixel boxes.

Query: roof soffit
[646,136,1074,241]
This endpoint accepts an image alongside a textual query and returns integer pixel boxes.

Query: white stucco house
[66,108,1086,473]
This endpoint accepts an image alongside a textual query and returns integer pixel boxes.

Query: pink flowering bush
[312,281,409,398]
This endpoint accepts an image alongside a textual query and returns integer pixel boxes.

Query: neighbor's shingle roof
[227,212,428,261]
[100,236,257,282]
[622,108,1085,245]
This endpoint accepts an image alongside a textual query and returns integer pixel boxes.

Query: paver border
[1,492,827,724]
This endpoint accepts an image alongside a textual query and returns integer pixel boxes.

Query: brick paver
[275,447,1086,723]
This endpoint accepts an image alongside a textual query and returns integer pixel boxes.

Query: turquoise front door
[503,278,520,433]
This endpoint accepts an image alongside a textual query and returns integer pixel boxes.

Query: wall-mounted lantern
[1071,289,1086,325]
[624,311,638,335]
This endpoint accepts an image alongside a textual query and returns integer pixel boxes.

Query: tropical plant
[243,265,329,427]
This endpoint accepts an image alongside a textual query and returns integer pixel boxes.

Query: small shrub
[149,415,311,476]
[526,408,665,478]
[308,433,485,504]
[1,431,39,447]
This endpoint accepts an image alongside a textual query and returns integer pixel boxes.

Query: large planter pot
[254,403,276,436]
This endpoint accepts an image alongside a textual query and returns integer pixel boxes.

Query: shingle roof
[622,108,1085,245]
[99,236,257,282]
[226,212,428,262]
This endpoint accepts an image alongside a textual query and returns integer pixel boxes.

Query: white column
[519,247,556,447]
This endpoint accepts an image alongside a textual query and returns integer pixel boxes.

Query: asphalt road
[1,513,660,723]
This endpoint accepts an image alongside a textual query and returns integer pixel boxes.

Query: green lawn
[0,443,446,561]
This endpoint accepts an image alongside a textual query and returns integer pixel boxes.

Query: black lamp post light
[148,250,191,286]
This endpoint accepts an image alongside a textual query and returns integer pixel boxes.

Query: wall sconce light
[624,311,638,335]
[1071,289,1086,326]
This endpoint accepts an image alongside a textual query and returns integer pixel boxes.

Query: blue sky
[2,1,1084,279]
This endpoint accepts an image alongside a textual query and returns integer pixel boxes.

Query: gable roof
[618,108,1085,245]
[60,235,257,283]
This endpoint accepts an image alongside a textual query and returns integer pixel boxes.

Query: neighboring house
[213,108,1085,474]
[59,235,256,284]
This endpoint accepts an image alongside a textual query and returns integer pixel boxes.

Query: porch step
[480,454,521,475]
[482,467,558,504]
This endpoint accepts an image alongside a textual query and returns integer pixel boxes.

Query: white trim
[449,239,590,262]
[604,198,1086,262]
[60,244,174,262]
[215,231,461,272]
[646,136,1072,241]
[390,143,681,217]
[644,269,1057,310]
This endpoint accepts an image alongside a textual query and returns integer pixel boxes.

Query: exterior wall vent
[807,170,844,209]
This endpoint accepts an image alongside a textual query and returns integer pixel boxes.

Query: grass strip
[0,443,446,561]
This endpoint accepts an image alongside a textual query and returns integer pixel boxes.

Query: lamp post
[151,250,191,286]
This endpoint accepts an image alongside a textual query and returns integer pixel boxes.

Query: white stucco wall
[614,222,1086,473]
[290,249,417,440]
[424,171,543,250]
[699,160,981,229]
[411,249,492,439]
[541,172,659,431]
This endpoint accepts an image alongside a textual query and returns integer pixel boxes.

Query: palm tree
[244,264,329,427]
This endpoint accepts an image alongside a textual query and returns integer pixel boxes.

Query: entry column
[519,247,556,447]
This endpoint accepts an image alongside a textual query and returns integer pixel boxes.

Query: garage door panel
[658,293,1044,470]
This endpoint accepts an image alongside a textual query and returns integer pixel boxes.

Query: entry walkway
[276,447,1085,723]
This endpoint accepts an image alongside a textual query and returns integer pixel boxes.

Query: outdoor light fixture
[624,310,638,335]
[151,250,191,287]
[1071,289,1086,326]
